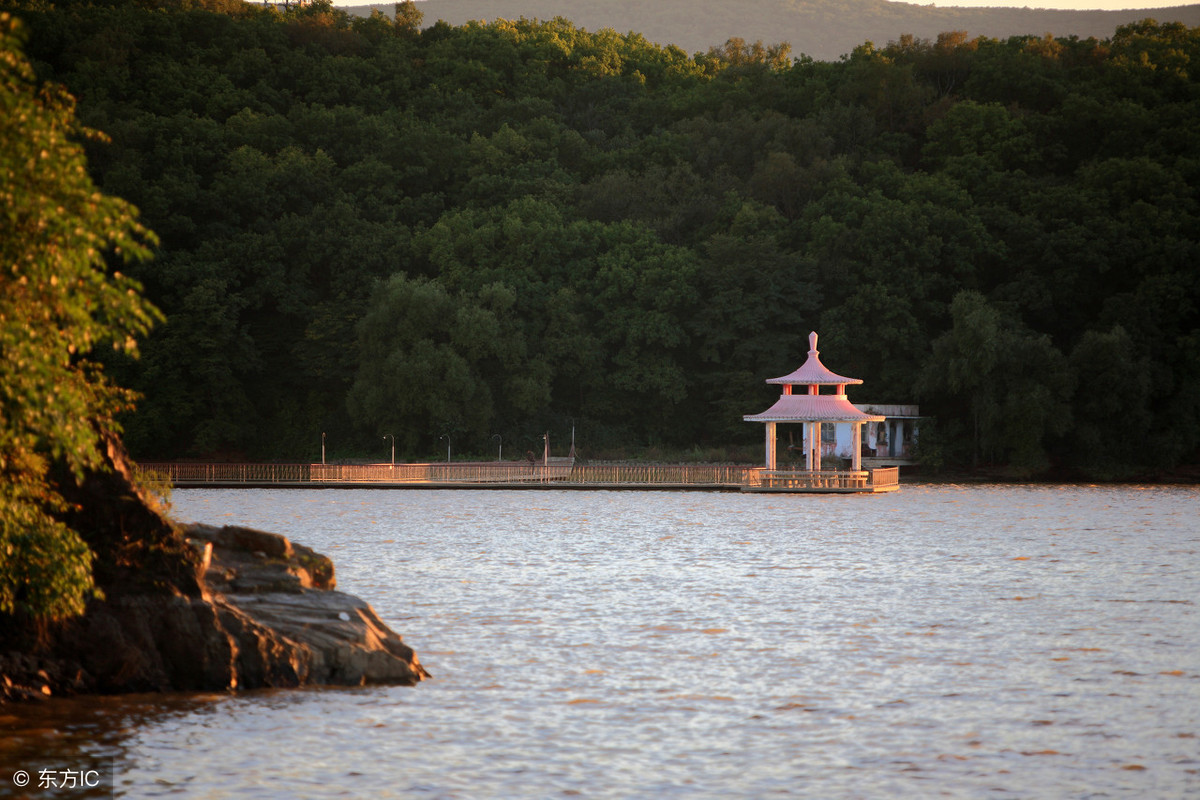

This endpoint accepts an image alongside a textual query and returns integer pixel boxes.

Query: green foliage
[919,292,1074,475]
[348,273,546,454]
[1067,326,1153,479]
[6,3,1198,475]
[0,13,159,618]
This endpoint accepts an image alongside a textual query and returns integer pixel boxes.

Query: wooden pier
[137,462,901,493]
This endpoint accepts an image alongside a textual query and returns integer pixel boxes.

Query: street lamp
[321,432,326,465]
[383,434,395,466]
[491,434,502,462]
[439,433,450,463]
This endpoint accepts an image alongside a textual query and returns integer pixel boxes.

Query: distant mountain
[343,0,1200,60]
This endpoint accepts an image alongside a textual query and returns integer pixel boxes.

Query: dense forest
[4,0,1198,478]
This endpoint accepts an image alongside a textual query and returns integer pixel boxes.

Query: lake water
[2,484,1198,798]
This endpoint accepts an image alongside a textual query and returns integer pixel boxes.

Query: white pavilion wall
[803,424,855,460]
[790,417,921,463]
[832,423,856,459]
[829,418,921,459]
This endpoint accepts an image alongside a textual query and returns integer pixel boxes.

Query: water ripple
[3,484,1196,799]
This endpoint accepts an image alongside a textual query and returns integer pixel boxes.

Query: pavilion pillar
[851,422,862,472]
[813,423,822,472]
[803,423,811,470]
[765,422,777,470]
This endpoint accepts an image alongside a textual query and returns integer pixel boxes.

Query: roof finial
[808,331,818,354]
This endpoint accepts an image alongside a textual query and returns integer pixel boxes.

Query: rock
[27,525,431,696]
[185,522,428,687]
[0,437,427,702]
[188,524,338,594]
[216,589,426,686]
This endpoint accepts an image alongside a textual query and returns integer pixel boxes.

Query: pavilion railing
[868,466,900,489]
[744,466,900,491]
[748,469,869,490]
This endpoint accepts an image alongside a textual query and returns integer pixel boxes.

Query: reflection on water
[0,693,217,799]
[3,485,1198,798]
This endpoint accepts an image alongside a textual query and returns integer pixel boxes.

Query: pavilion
[742,332,898,492]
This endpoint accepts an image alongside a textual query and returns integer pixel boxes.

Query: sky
[332,0,1197,13]
[898,0,1194,8]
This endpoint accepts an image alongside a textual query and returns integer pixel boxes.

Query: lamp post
[439,433,450,463]
[491,434,502,462]
[383,434,395,466]
[321,432,326,466]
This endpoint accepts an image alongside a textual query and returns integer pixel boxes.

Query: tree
[918,292,1073,475]
[394,1,423,38]
[347,274,548,455]
[1067,326,1153,478]
[0,15,160,619]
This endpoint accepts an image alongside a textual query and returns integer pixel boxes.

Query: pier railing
[566,464,749,487]
[141,462,310,484]
[140,462,748,487]
[138,462,901,491]
[309,462,577,483]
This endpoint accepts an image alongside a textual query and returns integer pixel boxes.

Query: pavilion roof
[743,394,886,424]
[767,331,862,386]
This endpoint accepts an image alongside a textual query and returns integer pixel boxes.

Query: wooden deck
[138,462,902,493]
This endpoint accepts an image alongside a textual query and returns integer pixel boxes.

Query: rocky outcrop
[0,436,427,702]
[188,522,429,688]
[1,524,428,701]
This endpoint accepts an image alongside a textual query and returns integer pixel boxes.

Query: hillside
[346,0,1200,60]
[8,3,1197,478]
